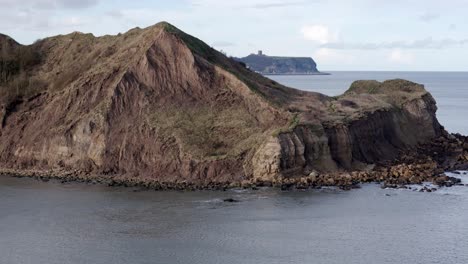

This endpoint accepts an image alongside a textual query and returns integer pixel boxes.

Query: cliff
[235,53,320,75]
[0,22,449,187]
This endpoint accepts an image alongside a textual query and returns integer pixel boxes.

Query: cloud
[102,8,192,28]
[62,17,85,27]
[388,49,414,64]
[251,1,307,9]
[0,0,99,9]
[419,12,440,22]
[212,41,235,47]
[301,25,337,44]
[106,10,124,19]
[0,0,99,32]
[313,48,355,64]
[59,0,98,9]
[190,0,310,9]
[321,37,468,50]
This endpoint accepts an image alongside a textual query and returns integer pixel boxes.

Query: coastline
[1,131,468,192]
[2,133,466,191]
[0,166,463,192]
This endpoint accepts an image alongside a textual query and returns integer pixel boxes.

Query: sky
[0,0,467,71]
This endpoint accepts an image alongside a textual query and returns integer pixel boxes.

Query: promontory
[1,22,467,190]
[235,51,323,75]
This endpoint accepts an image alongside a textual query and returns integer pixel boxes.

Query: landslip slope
[0,22,443,185]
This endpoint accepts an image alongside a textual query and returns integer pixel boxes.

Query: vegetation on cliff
[0,35,44,106]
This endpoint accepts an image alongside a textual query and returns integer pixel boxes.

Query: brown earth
[0,22,465,189]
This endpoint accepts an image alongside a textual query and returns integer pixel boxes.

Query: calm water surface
[1,72,468,264]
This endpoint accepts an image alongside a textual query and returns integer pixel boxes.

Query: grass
[345,80,381,95]
[272,113,300,137]
[149,106,265,160]
[329,103,337,112]
[162,22,217,63]
[0,40,45,106]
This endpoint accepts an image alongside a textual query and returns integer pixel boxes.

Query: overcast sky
[1,0,467,71]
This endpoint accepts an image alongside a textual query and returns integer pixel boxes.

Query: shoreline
[1,134,468,192]
[1,162,465,192]
[263,72,331,76]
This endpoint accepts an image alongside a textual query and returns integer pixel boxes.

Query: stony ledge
[2,133,467,192]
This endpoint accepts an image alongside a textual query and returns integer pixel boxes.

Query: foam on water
[446,171,468,184]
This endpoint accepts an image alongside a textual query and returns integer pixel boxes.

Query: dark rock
[223,198,239,203]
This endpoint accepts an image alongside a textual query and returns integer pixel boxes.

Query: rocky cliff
[235,53,320,75]
[0,22,447,187]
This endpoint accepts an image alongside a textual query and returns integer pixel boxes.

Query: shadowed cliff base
[0,22,467,190]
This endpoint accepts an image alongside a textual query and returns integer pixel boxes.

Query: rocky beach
[2,132,467,191]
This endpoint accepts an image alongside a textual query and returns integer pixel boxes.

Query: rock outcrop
[0,22,460,189]
[252,79,443,182]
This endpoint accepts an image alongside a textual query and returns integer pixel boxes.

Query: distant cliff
[235,52,322,75]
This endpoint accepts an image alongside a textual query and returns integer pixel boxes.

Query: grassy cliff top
[346,79,426,95]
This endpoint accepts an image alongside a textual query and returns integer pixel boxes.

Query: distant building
[258,50,263,56]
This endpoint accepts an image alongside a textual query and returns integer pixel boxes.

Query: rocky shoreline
[2,133,467,192]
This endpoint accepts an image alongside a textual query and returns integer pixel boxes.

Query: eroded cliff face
[255,80,444,181]
[0,22,445,185]
[0,23,291,183]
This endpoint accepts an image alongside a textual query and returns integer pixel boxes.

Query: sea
[1,72,467,264]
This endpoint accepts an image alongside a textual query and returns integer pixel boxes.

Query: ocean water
[270,71,468,135]
[1,176,467,264]
[1,72,468,264]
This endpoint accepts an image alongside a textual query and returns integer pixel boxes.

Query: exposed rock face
[235,53,320,74]
[256,80,443,181]
[0,22,452,187]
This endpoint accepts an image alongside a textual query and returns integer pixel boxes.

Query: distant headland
[235,51,330,75]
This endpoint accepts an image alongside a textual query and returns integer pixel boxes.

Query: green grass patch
[149,106,265,160]
[272,113,300,137]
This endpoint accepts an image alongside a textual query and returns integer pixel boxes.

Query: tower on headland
[258,50,263,56]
